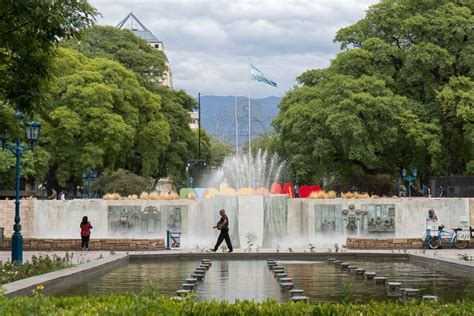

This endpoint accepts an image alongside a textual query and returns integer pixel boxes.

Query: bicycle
[425,224,470,250]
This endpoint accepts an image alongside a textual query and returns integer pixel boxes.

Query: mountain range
[197,95,281,147]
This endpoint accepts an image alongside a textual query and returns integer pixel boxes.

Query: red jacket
[80,222,93,237]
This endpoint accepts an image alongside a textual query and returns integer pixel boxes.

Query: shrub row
[0,254,73,284]
[1,295,473,316]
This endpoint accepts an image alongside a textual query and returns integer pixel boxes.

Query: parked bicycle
[424,224,470,250]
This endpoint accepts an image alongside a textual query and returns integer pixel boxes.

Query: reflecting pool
[56,258,474,303]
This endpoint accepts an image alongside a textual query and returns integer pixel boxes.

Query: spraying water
[207,150,284,189]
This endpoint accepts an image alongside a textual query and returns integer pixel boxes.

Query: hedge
[1,294,473,316]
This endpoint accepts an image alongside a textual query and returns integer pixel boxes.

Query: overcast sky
[90,0,378,98]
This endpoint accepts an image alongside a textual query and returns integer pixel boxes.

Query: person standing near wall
[439,185,447,197]
[80,216,93,251]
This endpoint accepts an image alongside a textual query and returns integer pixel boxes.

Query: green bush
[0,253,73,284]
[0,294,473,315]
[100,169,153,196]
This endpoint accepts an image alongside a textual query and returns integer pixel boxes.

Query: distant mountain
[197,95,281,147]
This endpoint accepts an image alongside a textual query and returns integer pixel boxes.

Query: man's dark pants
[213,228,233,251]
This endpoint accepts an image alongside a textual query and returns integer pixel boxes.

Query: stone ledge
[346,237,474,249]
[0,238,165,251]
[3,254,129,297]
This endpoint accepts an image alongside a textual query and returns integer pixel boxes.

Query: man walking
[212,209,233,252]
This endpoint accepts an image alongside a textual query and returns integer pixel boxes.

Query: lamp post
[82,170,97,199]
[402,167,417,197]
[186,159,206,188]
[1,119,41,263]
[294,177,300,198]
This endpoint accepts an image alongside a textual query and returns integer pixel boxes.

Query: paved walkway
[1,248,472,265]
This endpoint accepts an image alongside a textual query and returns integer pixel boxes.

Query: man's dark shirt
[217,215,229,231]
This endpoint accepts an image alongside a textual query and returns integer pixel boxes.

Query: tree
[100,169,152,196]
[0,0,97,114]
[64,26,205,187]
[62,26,166,87]
[41,48,170,193]
[274,0,473,192]
[208,136,235,168]
[333,0,473,175]
[248,132,280,157]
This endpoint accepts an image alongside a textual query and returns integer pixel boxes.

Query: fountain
[2,146,465,252]
[206,149,284,190]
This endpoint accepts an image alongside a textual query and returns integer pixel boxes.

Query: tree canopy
[62,26,166,87]
[39,47,170,192]
[274,0,473,192]
[1,22,214,193]
[0,0,97,114]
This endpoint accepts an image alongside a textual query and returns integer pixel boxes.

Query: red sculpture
[270,182,283,194]
[298,185,312,198]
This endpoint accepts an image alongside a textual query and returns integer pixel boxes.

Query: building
[189,111,199,130]
[116,12,173,88]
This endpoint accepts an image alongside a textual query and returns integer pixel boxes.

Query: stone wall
[0,200,34,238]
[346,237,423,249]
[346,237,474,249]
[0,198,473,249]
[0,238,164,251]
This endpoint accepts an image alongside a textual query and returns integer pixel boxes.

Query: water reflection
[56,259,473,303]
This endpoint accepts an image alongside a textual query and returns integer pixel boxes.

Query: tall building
[116,12,173,88]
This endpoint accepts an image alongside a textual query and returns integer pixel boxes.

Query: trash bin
[0,227,4,243]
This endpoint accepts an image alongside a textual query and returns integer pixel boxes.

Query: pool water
[56,258,474,303]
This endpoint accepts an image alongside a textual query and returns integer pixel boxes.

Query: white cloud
[90,0,378,97]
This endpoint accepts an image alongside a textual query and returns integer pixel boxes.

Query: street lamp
[1,119,42,263]
[294,176,300,198]
[82,170,97,199]
[186,159,206,188]
[401,167,417,197]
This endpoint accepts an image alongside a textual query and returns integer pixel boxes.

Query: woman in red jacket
[80,216,93,251]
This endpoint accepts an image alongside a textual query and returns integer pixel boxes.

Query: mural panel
[314,204,343,233]
[160,205,188,233]
[363,204,396,233]
[108,205,160,235]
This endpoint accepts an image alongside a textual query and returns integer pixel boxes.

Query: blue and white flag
[250,64,277,87]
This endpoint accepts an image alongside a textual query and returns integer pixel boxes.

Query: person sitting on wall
[48,189,57,200]
[423,209,439,242]
[428,209,438,221]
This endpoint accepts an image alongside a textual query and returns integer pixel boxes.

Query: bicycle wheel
[454,236,469,249]
[428,238,441,249]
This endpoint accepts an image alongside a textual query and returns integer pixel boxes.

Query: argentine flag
[250,64,277,87]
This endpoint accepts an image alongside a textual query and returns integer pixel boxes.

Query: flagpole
[248,62,252,188]
[235,96,238,154]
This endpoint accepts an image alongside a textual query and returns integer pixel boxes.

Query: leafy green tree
[62,26,166,87]
[208,136,235,168]
[64,26,207,187]
[0,0,97,114]
[275,0,473,192]
[436,76,474,174]
[247,132,280,157]
[333,0,473,175]
[101,169,152,196]
[41,48,170,193]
